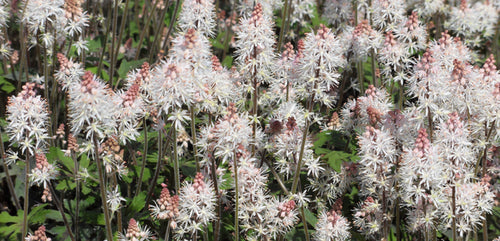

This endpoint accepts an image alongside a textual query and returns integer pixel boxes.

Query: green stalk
[148,0,170,64]
[17,0,30,91]
[291,118,310,194]
[134,0,158,60]
[22,151,31,239]
[72,151,80,240]
[277,0,290,52]
[112,0,131,82]
[210,154,221,241]
[482,213,488,241]
[145,123,163,207]
[358,61,364,94]
[93,136,113,241]
[233,152,239,241]
[190,105,200,172]
[136,118,148,195]
[452,185,457,241]
[97,4,113,77]
[0,129,21,210]
[108,0,119,86]
[371,49,378,87]
[161,0,182,53]
[173,126,180,191]
[252,73,258,155]
[48,182,76,241]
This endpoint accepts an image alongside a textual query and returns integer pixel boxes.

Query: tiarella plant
[0,0,499,241]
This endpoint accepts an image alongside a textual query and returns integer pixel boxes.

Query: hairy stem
[173,126,180,191]
[134,0,158,60]
[233,153,239,241]
[190,105,200,172]
[0,129,21,210]
[277,0,289,52]
[72,151,80,240]
[162,0,182,53]
[93,136,113,241]
[136,118,148,195]
[48,182,76,241]
[22,151,30,239]
[210,154,221,241]
[97,3,113,76]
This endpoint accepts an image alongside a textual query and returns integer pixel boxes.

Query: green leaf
[0,76,16,93]
[0,210,22,239]
[126,192,146,215]
[47,147,75,174]
[313,131,330,149]
[222,56,233,68]
[324,151,353,172]
[117,59,146,80]
[87,66,109,82]
[303,208,318,226]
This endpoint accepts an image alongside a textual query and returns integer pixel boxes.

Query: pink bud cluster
[26,225,51,241]
[150,184,180,224]
[278,200,296,219]
[445,112,463,134]
[406,11,419,31]
[451,59,470,87]
[249,4,263,26]
[413,128,430,158]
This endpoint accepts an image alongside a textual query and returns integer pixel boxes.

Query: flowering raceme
[297,24,345,107]
[175,173,216,238]
[6,83,50,155]
[235,4,276,85]
[65,71,117,140]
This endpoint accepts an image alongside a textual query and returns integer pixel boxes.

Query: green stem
[148,0,170,64]
[252,72,258,155]
[233,153,239,241]
[136,118,148,195]
[97,3,113,77]
[358,61,364,94]
[134,0,158,60]
[72,151,80,240]
[0,129,21,210]
[48,182,76,241]
[210,154,221,241]
[108,0,120,86]
[112,0,131,84]
[22,151,30,239]
[145,123,163,207]
[190,105,200,172]
[277,0,290,52]
[452,185,457,241]
[290,118,310,194]
[173,126,180,191]
[93,136,113,241]
[162,0,182,53]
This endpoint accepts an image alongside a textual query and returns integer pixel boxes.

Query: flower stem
[134,0,158,60]
[108,0,120,86]
[72,151,80,240]
[0,129,21,210]
[233,153,239,241]
[22,151,30,240]
[173,126,180,191]
[452,185,457,241]
[48,182,76,241]
[162,0,182,53]
[277,0,290,51]
[93,136,113,241]
[190,105,200,172]
[210,154,221,241]
[136,118,148,195]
